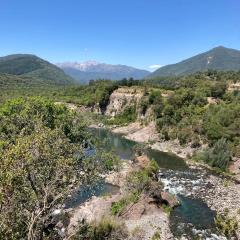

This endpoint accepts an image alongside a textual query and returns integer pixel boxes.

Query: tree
[199,138,232,170]
[0,98,111,239]
[210,82,227,98]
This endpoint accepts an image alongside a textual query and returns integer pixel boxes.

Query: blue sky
[0,0,239,71]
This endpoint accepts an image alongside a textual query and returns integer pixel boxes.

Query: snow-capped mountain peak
[56,61,99,72]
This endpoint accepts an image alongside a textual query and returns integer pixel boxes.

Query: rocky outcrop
[105,87,143,117]
[160,192,179,208]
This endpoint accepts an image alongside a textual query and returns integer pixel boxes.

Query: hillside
[0,73,64,103]
[57,61,150,83]
[148,46,240,77]
[0,73,43,88]
[0,54,75,85]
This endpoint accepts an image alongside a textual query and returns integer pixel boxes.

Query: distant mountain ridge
[148,46,240,78]
[0,54,74,85]
[57,61,150,83]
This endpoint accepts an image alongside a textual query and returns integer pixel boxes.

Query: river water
[69,127,225,240]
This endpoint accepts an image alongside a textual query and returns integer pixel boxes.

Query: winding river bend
[69,128,224,239]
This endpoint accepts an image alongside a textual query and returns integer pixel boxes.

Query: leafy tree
[0,98,112,239]
[210,82,227,98]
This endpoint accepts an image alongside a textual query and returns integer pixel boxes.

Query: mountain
[57,61,150,83]
[148,46,240,78]
[0,54,74,85]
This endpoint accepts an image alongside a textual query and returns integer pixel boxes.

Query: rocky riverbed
[57,101,240,239]
[66,157,176,240]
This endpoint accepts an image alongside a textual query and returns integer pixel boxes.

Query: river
[68,127,225,239]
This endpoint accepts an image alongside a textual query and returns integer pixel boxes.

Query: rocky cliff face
[104,87,155,123]
[105,87,143,117]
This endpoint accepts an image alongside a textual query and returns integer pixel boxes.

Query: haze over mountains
[149,46,240,78]
[57,61,150,84]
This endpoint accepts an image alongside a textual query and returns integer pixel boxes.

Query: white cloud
[149,64,162,69]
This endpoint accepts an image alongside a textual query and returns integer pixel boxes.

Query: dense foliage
[141,71,240,170]
[0,98,113,239]
[1,70,240,172]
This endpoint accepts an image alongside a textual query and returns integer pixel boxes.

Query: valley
[1,47,240,240]
[1,1,240,239]
[47,76,240,239]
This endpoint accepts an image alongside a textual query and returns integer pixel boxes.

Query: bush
[211,82,227,98]
[72,217,128,240]
[140,98,149,115]
[98,152,121,171]
[107,105,137,125]
[153,104,164,118]
[177,128,192,146]
[215,211,238,238]
[191,135,201,148]
[0,98,118,239]
[160,127,170,141]
[196,138,232,171]
[133,144,146,156]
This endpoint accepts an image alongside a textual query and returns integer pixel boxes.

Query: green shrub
[196,138,231,171]
[111,191,140,216]
[111,198,128,215]
[127,160,159,192]
[162,204,172,215]
[72,217,128,240]
[140,98,149,115]
[146,159,160,176]
[177,128,192,146]
[211,82,227,98]
[107,105,137,125]
[215,212,238,238]
[98,152,121,171]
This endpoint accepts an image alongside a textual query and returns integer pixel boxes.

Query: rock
[161,191,180,208]
[134,155,150,168]
[53,209,62,215]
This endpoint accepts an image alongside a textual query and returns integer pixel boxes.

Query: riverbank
[57,102,239,238]
[109,122,205,159]
[67,156,175,240]
[91,123,240,238]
